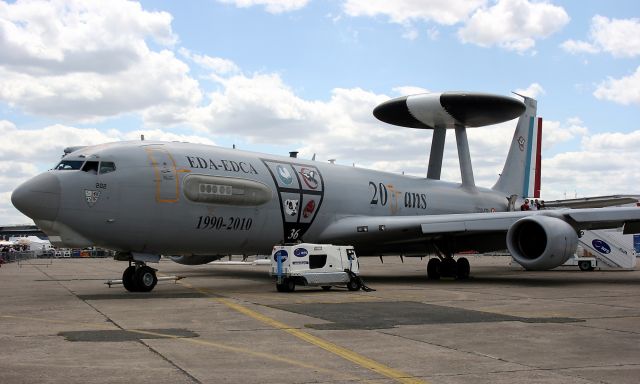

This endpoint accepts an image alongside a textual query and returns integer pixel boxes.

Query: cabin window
[99,161,116,174]
[81,161,99,174]
[54,160,84,170]
[309,254,327,269]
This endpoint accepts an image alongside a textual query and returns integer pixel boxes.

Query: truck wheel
[579,261,594,271]
[321,286,332,291]
[286,278,296,292]
[347,278,361,291]
[276,283,287,292]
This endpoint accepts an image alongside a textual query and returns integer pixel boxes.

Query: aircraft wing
[543,195,639,209]
[318,207,640,245]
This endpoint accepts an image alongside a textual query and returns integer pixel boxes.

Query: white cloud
[561,15,640,58]
[542,129,640,199]
[0,120,216,165]
[593,66,640,106]
[342,0,486,26]
[0,0,202,122]
[426,26,440,40]
[458,0,569,54]
[0,119,217,224]
[560,39,599,55]
[515,82,545,98]
[392,86,431,96]
[179,48,240,75]
[541,117,588,149]
[401,26,419,40]
[342,0,485,39]
[217,0,309,13]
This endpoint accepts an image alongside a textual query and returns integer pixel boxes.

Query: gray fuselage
[34,140,510,256]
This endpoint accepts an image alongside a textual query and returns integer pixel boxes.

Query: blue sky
[1,0,639,224]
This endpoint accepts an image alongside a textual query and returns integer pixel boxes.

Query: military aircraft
[11,92,640,292]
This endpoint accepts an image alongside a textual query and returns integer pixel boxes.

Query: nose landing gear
[122,262,158,292]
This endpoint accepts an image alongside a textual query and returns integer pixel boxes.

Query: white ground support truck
[270,243,362,292]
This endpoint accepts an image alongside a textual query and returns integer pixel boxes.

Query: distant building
[0,225,47,241]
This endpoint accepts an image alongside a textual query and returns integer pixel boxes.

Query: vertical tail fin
[492,95,539,197]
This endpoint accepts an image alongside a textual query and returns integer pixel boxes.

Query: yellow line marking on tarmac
[0,314,359,381]
[217,298,426,384]
[175,280,427,384]
[128,329,362,381]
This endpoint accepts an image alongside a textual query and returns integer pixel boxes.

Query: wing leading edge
[318,206,640,245]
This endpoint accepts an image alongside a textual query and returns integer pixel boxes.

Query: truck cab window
[81,161,99,174]
[309,254,327,269]
[99,161,116,174]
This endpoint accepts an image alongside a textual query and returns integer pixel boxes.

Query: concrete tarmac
[1,256,639,384]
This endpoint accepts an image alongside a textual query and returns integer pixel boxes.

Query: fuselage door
[145,146,179,203]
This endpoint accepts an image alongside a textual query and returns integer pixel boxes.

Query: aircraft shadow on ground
[165,267,639,289]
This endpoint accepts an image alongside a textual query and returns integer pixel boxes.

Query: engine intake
[506,215,578,270]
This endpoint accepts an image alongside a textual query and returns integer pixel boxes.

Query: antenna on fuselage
[372,92,526,188]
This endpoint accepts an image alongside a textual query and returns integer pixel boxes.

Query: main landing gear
[426,256,470,280]
[122,262,158,292]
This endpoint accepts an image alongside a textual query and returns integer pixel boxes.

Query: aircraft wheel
[347,278,361,291]
[122,266,138,292]
[321,286,332,291]
[440,258,457,278]
[456,257,470,280]
[135,266,157,292]
[578,261,594,271]
[427,258,441,280]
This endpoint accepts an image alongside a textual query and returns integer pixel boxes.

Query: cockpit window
[54,160,84,171]
[81,161,99,174]
[99,161,116,174]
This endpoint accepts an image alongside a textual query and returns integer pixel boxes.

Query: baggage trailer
[270,243,362,292]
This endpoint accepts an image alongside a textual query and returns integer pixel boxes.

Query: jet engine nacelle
[506,215,578,270]
[170,255,224,265]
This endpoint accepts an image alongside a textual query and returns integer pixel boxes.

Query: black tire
[440,258,457,278]
[579,261,594,271]
[321,286,332,291]
[276,282,287,292]
[456,257,470,280]
[122,266,138,292]
[135,266,157,292]
[347,278,361,291]
[286,278,296,292]
[427,258,441,280]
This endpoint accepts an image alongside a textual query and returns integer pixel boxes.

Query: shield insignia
[84,189,100,207]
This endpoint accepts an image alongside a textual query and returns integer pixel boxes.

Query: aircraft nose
[11,173,61,221]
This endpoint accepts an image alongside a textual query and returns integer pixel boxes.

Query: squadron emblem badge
[84,189,100,207]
